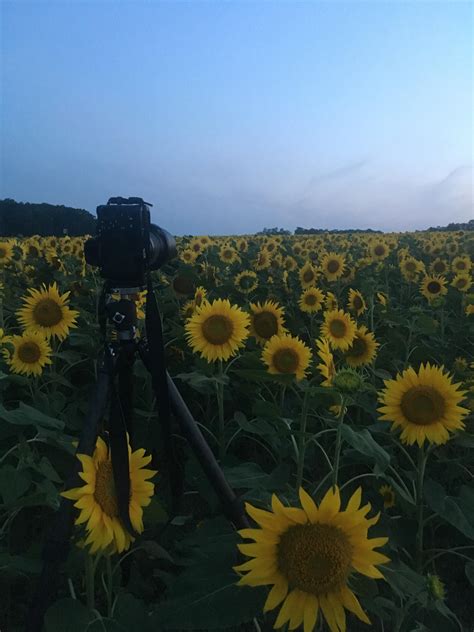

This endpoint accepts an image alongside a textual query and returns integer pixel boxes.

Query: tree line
[0,199,96,237]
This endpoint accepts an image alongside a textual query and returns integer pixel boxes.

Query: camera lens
[149,225,177,270]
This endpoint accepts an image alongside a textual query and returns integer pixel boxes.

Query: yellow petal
[264,580,289,613]
[299,487,319,522]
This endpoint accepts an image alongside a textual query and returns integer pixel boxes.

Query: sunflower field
[0,231,473,632]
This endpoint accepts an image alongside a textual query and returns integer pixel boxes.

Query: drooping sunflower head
[325,292,338,311]
[235,270,258,294]
[235,486,389,632]
[283,256,298,272]
[16,282,79,341]
[299,262,318,289]
[185,298,250,362]
[316,337,336,386]
[378,363,469,446]
[298,287,325,314]
[0,240,15,266]
[262,334,312,381]
[172,273,196,297]
[451,273,472,293]
[321,309,356,351]
[347,288,367,316]
[7,330,52,376]
[344,325,378,368]
[321,252,345,281]
[255,250,271,271]
[420,275,448,302]
[62,436,156,554]
[249,301,287,344]
[181,300,196,320]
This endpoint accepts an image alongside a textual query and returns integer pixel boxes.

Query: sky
[1,0,472,235]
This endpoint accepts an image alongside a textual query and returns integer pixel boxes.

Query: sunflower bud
[333,368,363,394]
[426,574,445,601]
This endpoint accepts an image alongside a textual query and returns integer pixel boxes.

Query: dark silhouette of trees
[0,199,96,236]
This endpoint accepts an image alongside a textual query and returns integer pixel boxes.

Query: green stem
[217,360,225,461]
[415,446,429,572]
[105,555,114,617]
[85,552,95,612]
[332,398,346,489]
[295,389,310,491]
[280,385,286,414]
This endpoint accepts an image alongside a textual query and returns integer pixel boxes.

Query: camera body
[84,197,176,289]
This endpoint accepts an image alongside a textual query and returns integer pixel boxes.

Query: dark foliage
[0,199,96,237]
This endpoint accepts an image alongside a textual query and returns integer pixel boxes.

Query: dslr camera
[84,197,176,289]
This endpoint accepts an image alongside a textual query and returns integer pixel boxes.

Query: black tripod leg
[26,363,111,632]
[166,373,250,530]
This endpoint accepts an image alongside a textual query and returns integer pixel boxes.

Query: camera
[84,197,176,289]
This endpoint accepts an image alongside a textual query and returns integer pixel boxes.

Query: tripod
[27,282,249,632]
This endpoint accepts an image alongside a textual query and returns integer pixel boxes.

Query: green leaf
[424,479,474,540]
[341,425,390,471]
[0,403,64,430]
[113,594,152,632]
[465,562,474,586]
[0,465,31,504]
[88,618,127,632]
[44,597,91,632]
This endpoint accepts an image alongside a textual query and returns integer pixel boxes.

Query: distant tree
[0,199,96,236]
[257,227,291,235]
[427,219,474,232]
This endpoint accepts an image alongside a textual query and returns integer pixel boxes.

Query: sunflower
[235,270,258,294]
[452,256,471,274]
[22,238,42,258]
[379,485,395,509]
[451,273,472,293]
[255,250,271,271]
[180,248,198,264]
[185,298,249,362]
[299,262,318,289]
[343,326,378,368]
[17,283,79,341]
[188,238,204,255]
[420,275,447,302]
[284,256,298,272]
[347,289,367,317]
[430,258,449,276]
[62,436,156,554]
[298,287,325,314]
[181,300,196,319]
[262,334,311,381]
[0,240,14,266]
[325,292,338,311]
[370,241,390,261]
[376,292,388,307]
[219,245,240,265]
[400,257,423,281]
[194,285,207,307]
[7,331,52,376]
[321,253,345,281]
[249,301,287,345]
[316,337,335,386]
[172,273,196,297]
[378,363,468,446]
[321,309,356,351]
[235,486,389,632]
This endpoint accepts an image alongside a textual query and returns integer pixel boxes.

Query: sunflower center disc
[17,342,42,364]
[253,312,278,339]
[347,336,366,358]
[434,263,445,274]
[0,248,6,258]
[329,319,347,338]
[326,260,340,274]
[401,386,446,425]
[374,245,385,256]
[94,460,120,517]
[272,348,299,374]
[427,281,441,294]
[239,275,255,290]
[405,262,416,272]
[353,296,363,311]
[33,298,63,327]
[202,315,234,345]
[303,270,315,283]
[456,278,467,288]
[277,523,353,595]
[305,294,317,306]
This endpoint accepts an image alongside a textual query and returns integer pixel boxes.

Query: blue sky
[1,0,472,234]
